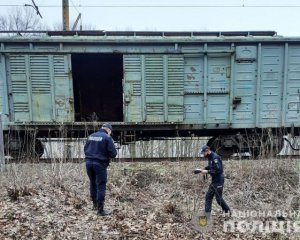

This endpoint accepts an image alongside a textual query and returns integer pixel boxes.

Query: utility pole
[62,0,69,31]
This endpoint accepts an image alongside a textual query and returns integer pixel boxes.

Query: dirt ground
[0,158,299,239]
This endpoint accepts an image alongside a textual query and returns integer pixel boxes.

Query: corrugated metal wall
[123,44,300,128]
[6,54,74,123]
[124,55,184,122]
[0,54,4,115]
[259,46,284,125]
[1,42,300,129]
[123,55,142,122]
[233,54,256,126]
[207,56,231,123]
[0,54,8,129]
[286,46,300,124]
[182,55,232,124]
[183,56,204,123]
[124,54,231,124]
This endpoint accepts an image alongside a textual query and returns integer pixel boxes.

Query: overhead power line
[70,0,80,14]
[24,0,43,18]
[1,4,300,8]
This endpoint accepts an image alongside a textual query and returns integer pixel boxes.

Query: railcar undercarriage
[3,124,295,159]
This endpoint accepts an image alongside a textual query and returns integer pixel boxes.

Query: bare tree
[0,7,43,33]
[0,16,8,31]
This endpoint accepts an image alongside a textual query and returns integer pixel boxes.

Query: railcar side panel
[206,55,231,124]
[7,55,31,122]
[259,46,284,127]
[0,54,4,118]
[232,49,257,127]
[0,33,300,135]
[183,56,204,123]
[123,54,184,123]
[124,45,300,127]
[6,54,74,123]
[52,55,74,122]
[123,55,143,122]
[286,45,300,124]
[0,54,9,129]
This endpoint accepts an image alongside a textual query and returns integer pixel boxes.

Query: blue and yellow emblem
[198,215,208,226]
[192,211,212,232]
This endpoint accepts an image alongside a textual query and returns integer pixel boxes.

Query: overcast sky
[0,0,299,36]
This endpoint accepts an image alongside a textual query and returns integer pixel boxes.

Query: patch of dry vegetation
[0,159,299,239]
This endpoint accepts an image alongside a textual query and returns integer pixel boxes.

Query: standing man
[194,145,231,217]
[84,123,117,216]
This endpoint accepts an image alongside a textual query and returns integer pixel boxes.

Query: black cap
[102,123,112,131]
[200,145,210,153]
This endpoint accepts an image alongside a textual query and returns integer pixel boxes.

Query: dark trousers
[86,160,108,204]
[205,182,230,213]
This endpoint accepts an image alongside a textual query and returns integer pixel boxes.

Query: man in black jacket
[194,145,231,217]
[84,123,117,216]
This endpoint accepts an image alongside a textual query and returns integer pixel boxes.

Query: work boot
[204,211,211,221]
[97,203,112,216]
[223,210,232,220]
[92,200,97,210]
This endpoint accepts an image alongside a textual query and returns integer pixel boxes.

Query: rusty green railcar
[0,31,299,157]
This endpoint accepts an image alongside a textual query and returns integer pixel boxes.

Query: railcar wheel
[249,147,260,158]
[6,136,44,161]
[24,138,44,160]
[207,137,217,151]
[33,139,44,159]
[208,137,237,158]
[216,146,238,158]
[5,136,26,160]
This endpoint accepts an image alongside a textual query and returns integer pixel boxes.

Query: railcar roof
[0,30,300,43]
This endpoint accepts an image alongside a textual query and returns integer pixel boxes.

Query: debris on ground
[0,159,299,239]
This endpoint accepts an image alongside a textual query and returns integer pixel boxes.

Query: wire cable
[70,0,80,14]
[284,137,300,151]
[1,4,300,8]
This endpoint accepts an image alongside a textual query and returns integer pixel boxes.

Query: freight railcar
[0,30,299,157]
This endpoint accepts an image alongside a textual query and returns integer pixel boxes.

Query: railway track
[4,155,300,164]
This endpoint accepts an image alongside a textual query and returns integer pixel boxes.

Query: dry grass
[0,158,299,239]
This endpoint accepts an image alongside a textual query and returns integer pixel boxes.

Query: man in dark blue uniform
[194,145,231,216]
[84,123,117,216]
